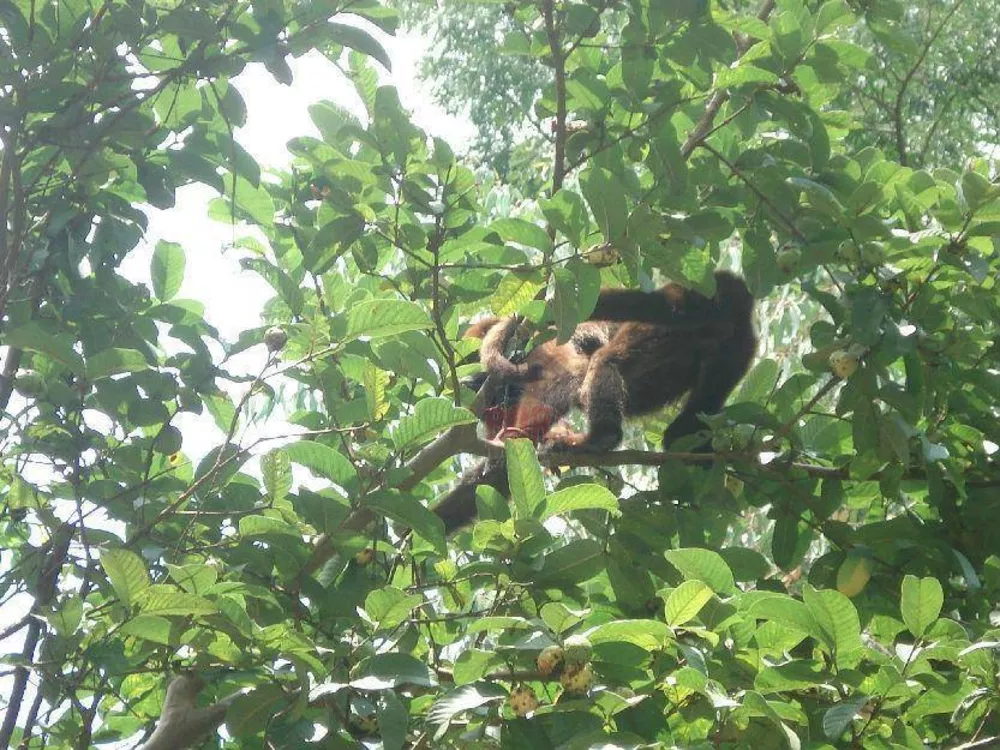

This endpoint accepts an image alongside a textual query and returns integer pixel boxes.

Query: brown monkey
[472,270,755,452]
[433,271,756,531]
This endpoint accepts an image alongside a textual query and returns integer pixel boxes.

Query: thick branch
[141,675,237,750]
[541,0,567,192]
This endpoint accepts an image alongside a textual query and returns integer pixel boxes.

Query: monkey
[432,270,756,532]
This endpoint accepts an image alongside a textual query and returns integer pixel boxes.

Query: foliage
[396,0,552,186]
[838,0,1000,168]
[2,0,1000,748]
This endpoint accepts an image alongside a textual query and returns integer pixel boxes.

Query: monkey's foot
[543,431,622,454]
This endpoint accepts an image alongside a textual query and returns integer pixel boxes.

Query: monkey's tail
[589,270,754,328]
[479,317,529,379]
[432,457,509,533]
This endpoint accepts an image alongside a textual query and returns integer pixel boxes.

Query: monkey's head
[463,319,557,446]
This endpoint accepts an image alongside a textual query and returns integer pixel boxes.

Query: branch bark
[141,675,237,750]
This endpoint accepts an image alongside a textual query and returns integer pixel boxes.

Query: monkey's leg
[663,348,748,451]
[546,352,626,452]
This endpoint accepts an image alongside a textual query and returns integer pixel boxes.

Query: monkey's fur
[433,271,756,532]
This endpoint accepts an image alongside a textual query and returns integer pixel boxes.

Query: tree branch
[140,675,238,750]
[891,0,966,165]
[680,0,777,159]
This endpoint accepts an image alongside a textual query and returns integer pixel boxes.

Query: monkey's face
[481,378,557,446]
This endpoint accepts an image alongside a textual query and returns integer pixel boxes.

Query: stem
[541,0,566,193]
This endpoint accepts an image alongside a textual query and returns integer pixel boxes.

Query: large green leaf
[151,240,185,301]
[4,323,85,375]
[100,549,151,609]
[392,398,476,451]
[345,299,434,340]
[538,484,619,521]
[900,575,943,639]
[665,548,736,595]
[284,440,359,488]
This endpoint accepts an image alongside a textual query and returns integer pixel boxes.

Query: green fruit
[837,240,861,264]
[264,326,288,352]
[562,634,592,669]
[836,552,873,598]
[828,350,859,378]
[584,243,620,268]
[14,373,45,398]
[536,645,564,676]
[354,548,375,565]
[776,246,802,273]
[508,684,539,716]
[154,425,183,455]
[559,664,594,695]
[861,242,886,266]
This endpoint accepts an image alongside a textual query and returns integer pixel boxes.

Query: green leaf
[505,439,545,520]
[787,177,845,217]
[378,691,408,750]
[363,491,447,555]
[345,299,434,340]
[822,695,869,740]
[428,684,507,727]
[137,591,217,617]
[363,361,390,422]
[581,167,629,243]
[284,440,359,488]
[227,685,287,738]
[453,649,505,685]
[239,257,304,316]
[537,539,605,586]
[352,653,437,690]
[900,575,943,639]
[119,616,175,646]
[771,514,803,570]
[540,190,590,247]
[392,398,476,451]
[551,266,580,344]
[216,174,275,227]
[489,217,552,253]
[538,484,619,521]
[715,64,779,89]
[238,515,300,538]
[665,580,714,626]
[326,21,392,71]
[815,0,853,33]
[755,660,824,694]
[86,348,149,380]
[49,596,83,636]
[364,586,424,631]
[664,548,736,595]
[4,322,85,375]
[588,619,672,650]
[151,240,185,301]
[261,449,292,502]
[204,390,237,434]
[802,585,863,668]
[166,563,217,595]
[490,272,545,316]
[100,549,151,608]
[744,593,821,639]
